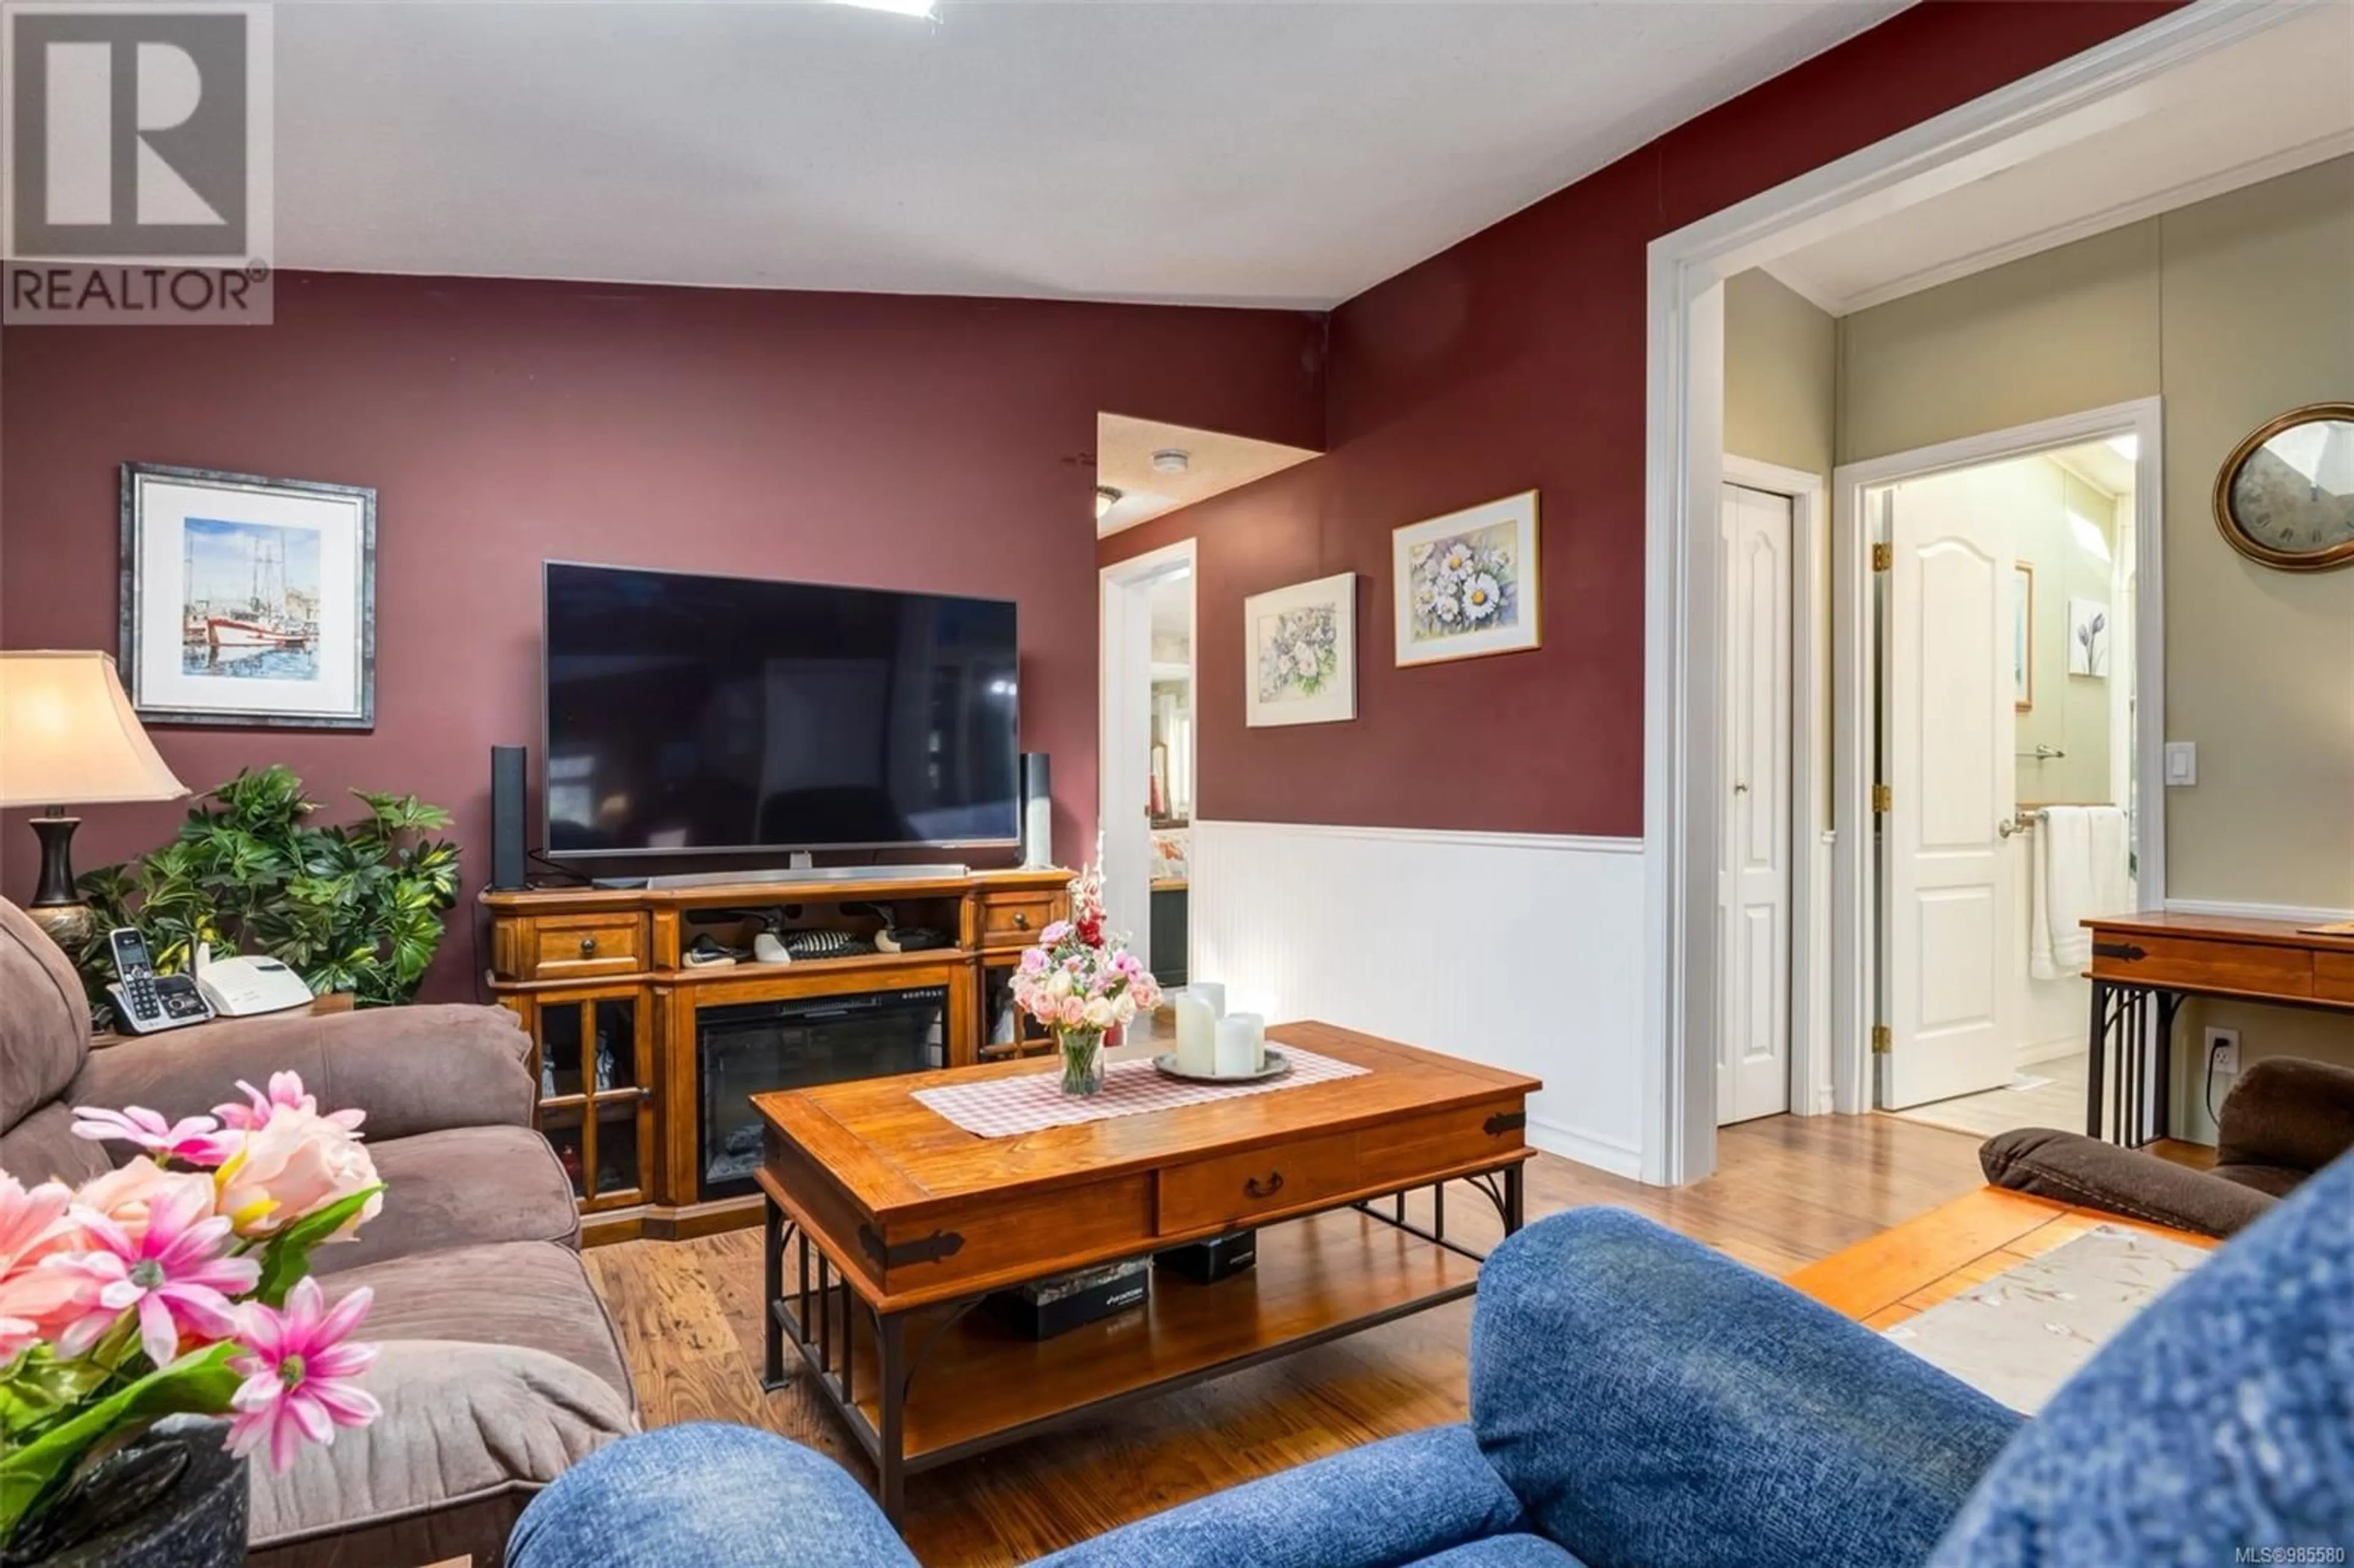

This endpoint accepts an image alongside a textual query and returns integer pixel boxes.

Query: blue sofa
[510,1151,2354,1567]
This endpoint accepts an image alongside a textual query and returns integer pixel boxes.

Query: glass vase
[1057,1027,1105,1097]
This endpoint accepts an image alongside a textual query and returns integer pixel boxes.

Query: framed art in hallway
[120,463,377,728]
[1393,490,1539,667]
[1244,571,1355,727]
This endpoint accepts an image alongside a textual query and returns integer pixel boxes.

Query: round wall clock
[2212,402,2354,572]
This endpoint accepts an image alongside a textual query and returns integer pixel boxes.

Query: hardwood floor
[583,1112,1987,1567]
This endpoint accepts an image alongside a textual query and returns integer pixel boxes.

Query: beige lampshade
[0,651,188,807]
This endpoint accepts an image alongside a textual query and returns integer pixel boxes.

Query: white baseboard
[1528,1115,1644,1178]
[1190,819,1648,1176]
[2015,1037,2085,1070]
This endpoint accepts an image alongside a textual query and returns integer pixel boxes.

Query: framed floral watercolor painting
[120,462,377,728]
[1393,490,1539,666]
[1244,572,1356,727]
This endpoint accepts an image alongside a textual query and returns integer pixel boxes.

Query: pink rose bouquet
[0,1072,385,1550]
[1008,858,1161,1095]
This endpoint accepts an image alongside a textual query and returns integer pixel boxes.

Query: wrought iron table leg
[878,1312,907,1526]
[761,1198,785,1389]
[1503,1161,1525,1235]
[2085,978,2111,1138]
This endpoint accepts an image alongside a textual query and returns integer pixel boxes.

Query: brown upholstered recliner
[1980,1055,2354,1239]
[0,898,637,1568]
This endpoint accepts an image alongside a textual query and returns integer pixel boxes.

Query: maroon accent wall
[1,272,1322,999]
[1103,0,2181,839]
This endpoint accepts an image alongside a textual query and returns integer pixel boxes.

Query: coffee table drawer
[2091,932,2310,997]
[1157,1132,1358,1235]
[2316,951,2354,1005]
[1358,1102,1524,1192]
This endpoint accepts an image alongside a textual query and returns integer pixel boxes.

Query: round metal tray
[1151,1048,1293,1084]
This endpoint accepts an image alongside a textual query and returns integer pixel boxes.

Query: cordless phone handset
[104,927,212,1033]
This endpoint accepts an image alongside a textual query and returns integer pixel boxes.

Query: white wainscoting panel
[1190,820,1649,1177]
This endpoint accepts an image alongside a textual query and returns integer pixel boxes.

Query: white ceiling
[275,0,1905,308]
[1096,413,1317,535]
[1764,2,2354,315]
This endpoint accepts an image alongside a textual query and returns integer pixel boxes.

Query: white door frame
[1720,457,1832,1117]
[1829,397,2166,1113]
[1099,538,1197,955]
[1642,0,2288,1184]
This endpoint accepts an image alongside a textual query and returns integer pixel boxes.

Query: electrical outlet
[2205,1026,2241,1078]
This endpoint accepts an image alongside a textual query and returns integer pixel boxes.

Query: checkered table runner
[912,1045,1368,1139]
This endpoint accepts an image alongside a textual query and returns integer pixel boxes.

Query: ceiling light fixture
[1094,485,1123,520]
[827,0,936,18]
[1151,449,1191,475]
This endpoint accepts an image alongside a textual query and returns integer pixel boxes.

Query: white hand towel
[2036,805,2132,978]
[2030,821,2060,981]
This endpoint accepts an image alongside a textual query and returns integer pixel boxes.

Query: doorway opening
[1099,538,1196,1008]
[1834,402,2161,1141]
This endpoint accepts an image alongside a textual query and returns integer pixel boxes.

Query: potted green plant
[72,764,460,1011]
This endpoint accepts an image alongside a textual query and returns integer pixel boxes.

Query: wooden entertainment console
[482,867,1070,1244]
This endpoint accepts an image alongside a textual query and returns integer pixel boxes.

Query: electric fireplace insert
[698,986,947,1200]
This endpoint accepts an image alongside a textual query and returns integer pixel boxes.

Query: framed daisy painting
[1393,490,1540,666]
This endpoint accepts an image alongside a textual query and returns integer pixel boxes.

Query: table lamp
[0,651,188,950]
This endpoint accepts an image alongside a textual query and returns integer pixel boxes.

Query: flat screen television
[542,562,1020,858]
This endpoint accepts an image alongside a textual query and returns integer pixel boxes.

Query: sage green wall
[1725,268,1837,478]
[2013,460,2121,809]
[1837,153,2354,1128]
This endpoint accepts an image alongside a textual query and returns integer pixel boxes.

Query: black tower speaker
[490,745,528,891]
[1019,752,1053,869]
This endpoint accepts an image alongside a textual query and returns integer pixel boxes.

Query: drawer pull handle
[578,936,598,957]
[1244,1172,1284,1200]
[2092,941,2146,962]
[1012,911,1030,930]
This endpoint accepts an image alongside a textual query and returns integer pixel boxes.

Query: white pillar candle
[1173,993,1218,1075]
[1215,1011,1265,1077]
[1189,981,1226,1019]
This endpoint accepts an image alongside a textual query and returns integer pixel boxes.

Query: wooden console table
[752,1021,1537,1523]
[481,867,1069,1244]
[2082,911,2354,1147]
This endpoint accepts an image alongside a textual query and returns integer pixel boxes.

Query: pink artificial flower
[1057,995,1087,1029]
[48,1180,259,1369]
[227,1277,380,1472]
[1017,947,1048,976]
[213,1103,381,1241]
[1038,920,1072,946]
[215,1073,365,1135]
[0,1174,91,1366]
[73,1156,218,1243]
[70,1105,235,1167]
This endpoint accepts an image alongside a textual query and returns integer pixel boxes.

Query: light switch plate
[2164,741,2198,786]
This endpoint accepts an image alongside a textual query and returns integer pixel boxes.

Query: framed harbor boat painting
[120,463,376,728]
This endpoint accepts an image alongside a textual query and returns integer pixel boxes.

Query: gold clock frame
[2212,401,2354,573]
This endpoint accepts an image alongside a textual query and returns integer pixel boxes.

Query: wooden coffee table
[753,1022,1539,1522]
[1788,1186,2219,1328]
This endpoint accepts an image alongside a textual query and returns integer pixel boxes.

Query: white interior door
[1881,476,2017,1109]
[1718,485,1793,1125]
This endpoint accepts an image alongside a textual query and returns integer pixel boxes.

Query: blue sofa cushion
[1411,1534,1586,1566]
[1032,1423,1526,1568]
[1930,1149,2354,1564]
[1469,1208,2022,1568]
